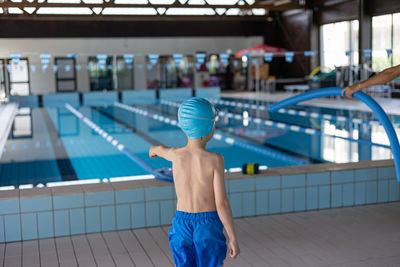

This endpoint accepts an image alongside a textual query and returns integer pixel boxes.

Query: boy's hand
[228,239,240,259]
[149,146,158,158]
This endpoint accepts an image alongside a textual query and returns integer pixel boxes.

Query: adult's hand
[342,83,361,99]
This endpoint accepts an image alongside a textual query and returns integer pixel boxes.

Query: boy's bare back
[171,147,222,212]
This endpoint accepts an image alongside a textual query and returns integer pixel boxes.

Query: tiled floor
[1,202,400,267]
[222,91,400,115]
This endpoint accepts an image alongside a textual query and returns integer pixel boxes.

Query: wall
[0,36,263,94]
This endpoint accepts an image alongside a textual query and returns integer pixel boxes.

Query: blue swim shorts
[169,210,227,267]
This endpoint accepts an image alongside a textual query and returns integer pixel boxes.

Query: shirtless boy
[149,97,240,267]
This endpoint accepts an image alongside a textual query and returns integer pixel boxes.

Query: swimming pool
[1,95,398,187]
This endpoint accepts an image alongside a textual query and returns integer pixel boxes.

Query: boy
[149,97,240,267]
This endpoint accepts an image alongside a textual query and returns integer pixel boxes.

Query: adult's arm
[342,64,400,98]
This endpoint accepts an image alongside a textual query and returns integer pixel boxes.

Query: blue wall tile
[331,185,342,207]
[230,178,255,193]
[269,190,281,214]
[37,211,54,238]
[229,193,242,218]
[343,184,354,206]
[355,182,366,205]
[146,201,160,227]
[0,216,4,242]
[255,176,280,190]
[5,214,21,242]
[319,186,330,209]
[21,213,37,240]
[294,188,306,211]
[389,180,400,201]
[131,203,145,228]
[101,206,116,231]
[116,188,144,204]
[256,191,268,215]
[307,187,318,210]
[21,196,52,213]
[281,189,293,213]
[70,208,85,235]
[355,168,377,182]
[0,199,19,215]
[160,200,174,225]
[332,170,354,184]
[378,166,396,180]
[282,174,306,188]
[377,180,389,203]
[116,204,130,230]
[85,191,114,207]
[366,181,377,204]
[307,172,330,186]
[86,207,100,233]
[145,186,173,201]
[54,210,70,237]
[54,194,84,209]
[243,192,255,217]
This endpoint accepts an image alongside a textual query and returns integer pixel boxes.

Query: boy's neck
[186,138,207,150]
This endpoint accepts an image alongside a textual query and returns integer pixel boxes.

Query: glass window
[116,56,134,90]
[372,14,393,71]
[55,57,77,92]
[321,20,358,70]
[88,56,113,91]
[7,58,30,96]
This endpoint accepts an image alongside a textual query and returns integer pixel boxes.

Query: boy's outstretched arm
[213,154,240,259]
[149,145,174,161]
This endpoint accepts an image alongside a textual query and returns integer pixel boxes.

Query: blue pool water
[1,97,398,187]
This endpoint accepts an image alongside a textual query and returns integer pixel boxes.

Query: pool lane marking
[160,99,391,149]
[114,102,309,165]
[65,103,174,181]
[208,98,384,127]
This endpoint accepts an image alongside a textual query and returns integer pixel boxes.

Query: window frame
[6,57,31,96]
[55,57,78,93]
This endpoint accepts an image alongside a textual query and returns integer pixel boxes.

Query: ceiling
[0,0,306,20]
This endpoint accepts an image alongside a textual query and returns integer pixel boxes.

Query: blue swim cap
[178,97,217,139]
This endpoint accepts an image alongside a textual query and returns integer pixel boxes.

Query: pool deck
[222,91,400,115]
[1,202,399,267]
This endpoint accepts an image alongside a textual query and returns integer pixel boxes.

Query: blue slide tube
[270,87,400,182]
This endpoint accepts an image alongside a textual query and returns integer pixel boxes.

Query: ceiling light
[188,0,205,4]
[37,7,93,14]
[206,0,238,5]
[225,7,240,15]
[92,7,103,14]
[215,8,226,15]
[102,7,157,15]
[114,0,148,4]
[24,7,36,14]
[252,8,265,15]
[149,0,174,4]
[8,7,24,14]
[166,7,215,15]
[157,7,166,14]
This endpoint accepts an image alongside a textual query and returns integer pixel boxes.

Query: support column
[358,0,372,76]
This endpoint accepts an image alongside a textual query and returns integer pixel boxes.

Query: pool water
[0,97,398,187]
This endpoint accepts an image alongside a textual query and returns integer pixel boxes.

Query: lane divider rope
[114,102,309,165]
[64,103,173,182]
[160,99,390,149]
[208,98,386,126]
